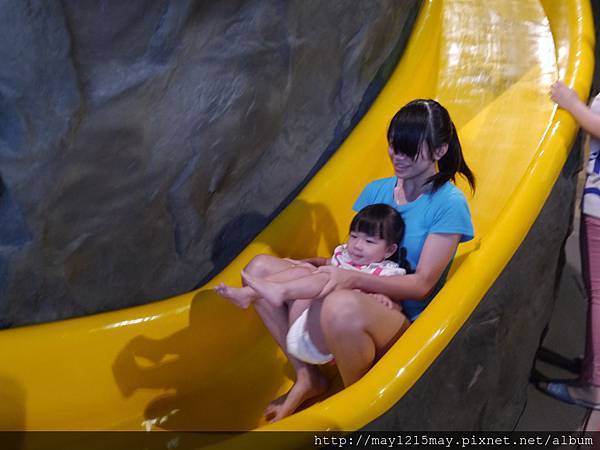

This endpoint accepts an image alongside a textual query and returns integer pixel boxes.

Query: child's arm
[551,81,600,139]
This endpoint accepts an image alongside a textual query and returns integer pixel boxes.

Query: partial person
[238,99,475,423]
[538,81,600,410]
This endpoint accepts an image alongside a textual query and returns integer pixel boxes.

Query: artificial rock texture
[0,1,421,327]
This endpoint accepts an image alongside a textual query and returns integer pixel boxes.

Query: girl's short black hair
[349,204,411,271]
[387,99,475,192]
[350,204,404,246]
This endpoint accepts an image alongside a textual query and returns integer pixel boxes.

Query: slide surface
[0,0,594,437]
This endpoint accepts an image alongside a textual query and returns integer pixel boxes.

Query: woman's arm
[551,81,600,139]
[317,233,461,301]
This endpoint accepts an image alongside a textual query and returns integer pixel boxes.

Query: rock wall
[0,0,421,327]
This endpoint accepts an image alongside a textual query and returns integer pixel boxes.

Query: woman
[245,99,476,423]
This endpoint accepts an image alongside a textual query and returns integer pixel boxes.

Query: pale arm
[551,81,600,139]
[317,233,461,301]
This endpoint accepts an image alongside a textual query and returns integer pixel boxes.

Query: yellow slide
[0,0,594,440]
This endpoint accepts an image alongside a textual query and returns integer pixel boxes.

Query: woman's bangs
[388,119,427,159]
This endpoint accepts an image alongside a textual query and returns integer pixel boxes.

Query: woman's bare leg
[243,255,328,422]
[262,298,329,423]
[309,289,410,386]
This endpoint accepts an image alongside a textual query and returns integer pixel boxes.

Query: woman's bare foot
[264,365,329,423]
[214,283,256,309]
[242,270,287,307]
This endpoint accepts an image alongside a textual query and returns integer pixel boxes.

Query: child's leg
[288,298,312,325]
[242,269,331,307]
[215,254,295,308]
[214,283,256,309]
[215,258,318,308]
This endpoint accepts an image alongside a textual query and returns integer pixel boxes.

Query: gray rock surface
[0,0,421,327]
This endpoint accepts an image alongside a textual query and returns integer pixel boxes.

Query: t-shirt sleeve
[429,190,474,242]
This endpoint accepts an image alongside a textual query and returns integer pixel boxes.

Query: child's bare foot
[241,270,287,307]
[214,283,255,309]
[264,365,328,423]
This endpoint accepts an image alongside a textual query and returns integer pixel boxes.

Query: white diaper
[286,309,333,365]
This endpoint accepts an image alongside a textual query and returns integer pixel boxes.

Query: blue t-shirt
[353,177,474,320]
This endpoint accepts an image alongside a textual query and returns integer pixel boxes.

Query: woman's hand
[315,265,356,297]
[551,81,581,111]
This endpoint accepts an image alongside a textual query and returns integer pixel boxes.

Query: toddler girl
[215,203,409,310]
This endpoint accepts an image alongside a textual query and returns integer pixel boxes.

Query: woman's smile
[394,163,411,171]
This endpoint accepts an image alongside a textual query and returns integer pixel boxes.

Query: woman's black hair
[387,99,476,192]
[349,204,412,272]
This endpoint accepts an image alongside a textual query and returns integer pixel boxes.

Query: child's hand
[550,81,580,111]
[370,293,396,310]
